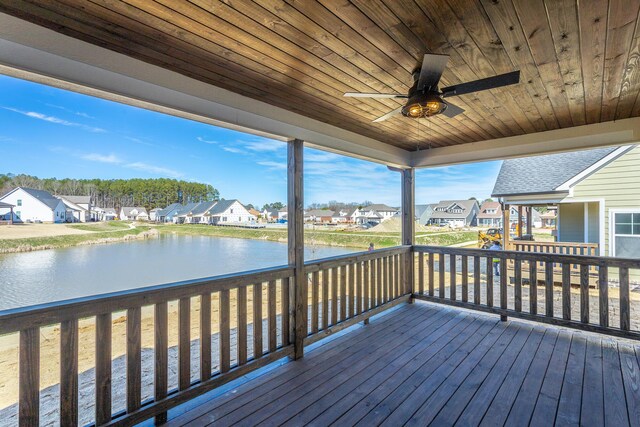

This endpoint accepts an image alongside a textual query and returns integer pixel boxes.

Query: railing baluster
[562,263,571,321]
[486,257,493,307]
[390,255,396,299]
[236,288,247,366]
[201,294,212,379]
[580,264,589,323]
[268,280,277,351]
[312,271,319,334]
[348,262,355,318]
[376,258,382,307]
[473,256,480,305]
[599,265,608,327]
[219,289,231,372]
[620,267,630,331]
[364,261,370,311]
[514,259,522,312]
[428,252,435,297]
[126,306,142,412]
[253,283,263,358]
[388,255,394,300]
[19,327,39,427]
[322,270,329,330]
[60,319,78,426]
[179,297,191,389]
[450,254,456,301]
[282,277,290,345]
[356,262,363,315]
[418,252,424,295]
[331,268,338,325]
[545,261,554,317]
[461,256,468,303]
[439,253,445,298]
[500,258,507,310]
[529,261,537,315]
[340,265,347,320]
[95,313,112,425]
[382,257,388,303]
[154,302,168,424]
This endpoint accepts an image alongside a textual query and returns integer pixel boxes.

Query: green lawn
[67,221,131,232]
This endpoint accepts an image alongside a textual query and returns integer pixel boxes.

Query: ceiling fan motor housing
[402,88,447,118]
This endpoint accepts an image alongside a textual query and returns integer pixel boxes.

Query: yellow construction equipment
[478,228,503,249]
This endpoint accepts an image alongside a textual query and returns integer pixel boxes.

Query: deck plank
[163,302,637,427]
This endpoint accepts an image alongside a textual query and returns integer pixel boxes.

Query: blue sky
[0,74,501,207]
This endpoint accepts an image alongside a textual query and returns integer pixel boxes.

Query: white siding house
[0,187,66,223]
[208,200,256,224]
[120,207,149,221]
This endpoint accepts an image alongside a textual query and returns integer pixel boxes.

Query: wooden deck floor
[164,302,640,426]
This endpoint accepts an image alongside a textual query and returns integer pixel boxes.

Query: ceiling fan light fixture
[402,93,447,118]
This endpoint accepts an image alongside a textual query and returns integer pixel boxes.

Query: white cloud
[2,106,105,132]
[124,136,155,147]
[81,153,122,164]
[125,162,183,178]
[222,146,245,154]
[241,139,286,152]
[198,136,218,144]
[257,161,287,171]
[44,103,96,119]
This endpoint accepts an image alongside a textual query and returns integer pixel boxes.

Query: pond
[0,234,355,310]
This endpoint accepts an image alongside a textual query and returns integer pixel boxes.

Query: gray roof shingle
[491,147,620,196]
[20,188,62,210]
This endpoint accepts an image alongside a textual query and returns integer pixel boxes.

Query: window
[230,208,234,214]
[15,211,21,218]
[613,212,640,257]
[17,199,22,206]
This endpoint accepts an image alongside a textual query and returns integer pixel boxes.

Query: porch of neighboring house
[3,2,640,427]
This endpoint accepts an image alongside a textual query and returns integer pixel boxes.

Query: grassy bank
[159,224,478,249]
[0,224,154,253]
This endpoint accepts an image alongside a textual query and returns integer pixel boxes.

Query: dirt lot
[0,223,91,240]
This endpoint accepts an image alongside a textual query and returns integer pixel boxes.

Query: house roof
[415,204,436,218]
[191,201,218,216]
[121,207,148,216]
[8,187,63,211]
[477,201,502,219]
[0,201,14,208]
[157,203,182,216]
[492,147,620,196]
[176,202,200,216]
[306,209,334,217]
[430,199,478,219]
[58,195,91,205]
[209,199,238,215]
[103,208,117,215]
[364,204,398,212]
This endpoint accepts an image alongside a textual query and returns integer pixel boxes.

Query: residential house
[207,199,256,224]
[0,187,66,223]
[149,208,161,222]
[102,208,117,221]
[0,201,15,223]
[492,145,640,257]
[174,202,200,224]
[120,207,149,221]
[57,195,93,222]
[476,201,502,228]
[414,204,436,225]
[156,203,182,223]
[362,204,398,223]
[262,208,279,222]
[540,208,557,228]
[277,207,288,221]
[189,201,219,224]
[428,200,479,227]
[248,208,262,220]
[507,205,542,229]
[305,209,335,223]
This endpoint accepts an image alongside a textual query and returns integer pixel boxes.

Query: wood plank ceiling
[2,0,640,151]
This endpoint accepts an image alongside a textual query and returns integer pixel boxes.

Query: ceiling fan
[344,54,520,122]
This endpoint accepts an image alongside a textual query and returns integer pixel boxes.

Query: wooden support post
[401,168,415,301]
[502,202,510,250]
[517,205,523,238]
[526,206,532,235]
[288,139,305,360]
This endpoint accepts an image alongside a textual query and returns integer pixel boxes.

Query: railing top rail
[0,265,293,335]
[304,245,411,273]
[511,241,598,248]
[414,245,640,269]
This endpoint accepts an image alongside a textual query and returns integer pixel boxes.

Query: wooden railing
[0,247,411,426]
[510,241,600,278]
[0,266,295,426]
[413,245,640,340]
[304,246,412,344]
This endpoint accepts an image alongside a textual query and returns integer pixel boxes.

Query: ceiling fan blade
[442,101,465,118]
[344,92,407,99]
[417,53,450,91]
[441,70,520,97]
[373,106,403,122]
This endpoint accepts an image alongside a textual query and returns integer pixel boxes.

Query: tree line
[0,173,219,211]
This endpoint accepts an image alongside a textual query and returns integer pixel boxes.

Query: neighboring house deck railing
[413,245,640,341]
[510,240,600,279]
[0,247,410,426]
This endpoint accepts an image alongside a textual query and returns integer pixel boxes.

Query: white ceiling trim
[411,117,640,168]
[0,13,411,167]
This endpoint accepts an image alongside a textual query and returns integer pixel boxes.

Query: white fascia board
[555,144,636,190]
[0,13,411,167]
[411,118,640,168]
